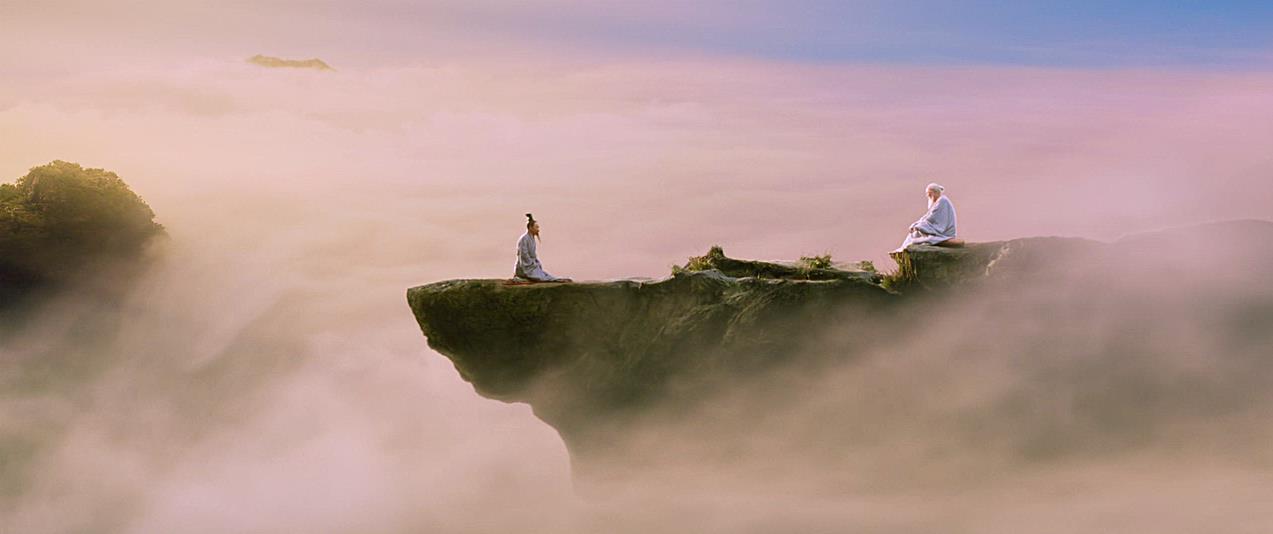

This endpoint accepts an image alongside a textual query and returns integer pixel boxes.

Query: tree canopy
[1,161,164,289]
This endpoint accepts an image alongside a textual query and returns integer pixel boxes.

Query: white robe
[515,232,561,281]
[897,195,958,251]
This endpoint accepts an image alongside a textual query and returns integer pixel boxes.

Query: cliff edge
[406,237,1107,461]
[408,221,1273,482]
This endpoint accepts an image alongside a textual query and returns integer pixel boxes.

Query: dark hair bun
[526,213,535,221]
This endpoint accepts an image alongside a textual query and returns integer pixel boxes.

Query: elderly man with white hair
[896,182,960,251]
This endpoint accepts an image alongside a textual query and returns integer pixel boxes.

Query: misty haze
[3,2,1273,533]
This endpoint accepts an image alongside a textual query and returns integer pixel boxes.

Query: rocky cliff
[407,238,1097,456]
[409,257,890,453]
[407,221,1273,480]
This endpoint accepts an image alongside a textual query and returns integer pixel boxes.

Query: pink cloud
[4,58,1273,275]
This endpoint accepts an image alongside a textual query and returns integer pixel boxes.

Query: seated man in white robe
[514,213,571,282]
[896,183,961,251]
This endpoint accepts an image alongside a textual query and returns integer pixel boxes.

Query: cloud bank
[1,22,1272,533]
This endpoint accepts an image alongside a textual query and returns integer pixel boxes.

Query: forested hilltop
[0,161,164,303]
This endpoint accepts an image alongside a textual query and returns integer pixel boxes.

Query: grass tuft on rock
[674,245,725,275]
[796,253,833,275]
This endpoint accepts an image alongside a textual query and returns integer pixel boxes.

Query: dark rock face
[888,237,1103,289]
[406,243,1054,462]
[407,222,1273,478]
[407,267,893,456]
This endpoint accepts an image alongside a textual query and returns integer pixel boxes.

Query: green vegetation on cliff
[673,246,877,282]
[1,161,164,294]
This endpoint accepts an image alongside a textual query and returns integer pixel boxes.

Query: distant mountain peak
[247,54,333,71]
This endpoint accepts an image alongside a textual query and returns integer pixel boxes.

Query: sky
[2,1,1273,270]
[5,1,1273,69]
[385,0,1273,66]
